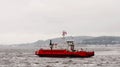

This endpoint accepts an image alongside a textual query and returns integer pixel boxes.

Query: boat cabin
[66,41,76,52]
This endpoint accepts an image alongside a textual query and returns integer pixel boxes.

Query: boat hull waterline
[35,49,94,58]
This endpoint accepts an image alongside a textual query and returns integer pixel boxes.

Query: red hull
[35,49,94,58]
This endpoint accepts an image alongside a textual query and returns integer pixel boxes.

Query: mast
[62,30,67,49]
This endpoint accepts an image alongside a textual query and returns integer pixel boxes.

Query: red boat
[35,31,94,57]
[35,40,94,58]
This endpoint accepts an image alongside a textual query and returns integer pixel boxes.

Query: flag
[62,31,67,36]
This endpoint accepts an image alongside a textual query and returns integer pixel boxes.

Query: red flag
[62,31,67,36]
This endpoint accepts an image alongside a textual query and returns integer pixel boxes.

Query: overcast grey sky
[0,0,120,44]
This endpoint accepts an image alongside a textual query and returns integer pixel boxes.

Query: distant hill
[13,36,120,47]
[81,36,120,45]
